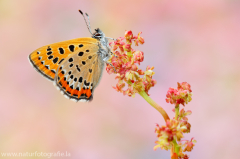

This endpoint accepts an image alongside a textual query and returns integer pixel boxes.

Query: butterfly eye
[95,33,101,37]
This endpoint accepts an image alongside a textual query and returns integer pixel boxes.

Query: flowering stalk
[106,31,196,158]
[106,30,169,121]
[139,91,169,122]
[154,82,196,159]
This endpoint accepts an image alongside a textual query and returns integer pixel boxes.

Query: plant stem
[175,104,179,119]
[172,139,180,155]
[139,91,170,122]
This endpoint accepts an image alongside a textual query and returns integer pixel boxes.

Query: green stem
[139,91,170,122]
[172,139,180,155]
[175,104,179,119]
[126,50,133,57]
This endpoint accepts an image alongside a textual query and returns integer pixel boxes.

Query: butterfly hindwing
[54,43,105,102]
[29,37,99,81]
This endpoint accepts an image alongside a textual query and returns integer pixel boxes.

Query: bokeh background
[0,0,240,158]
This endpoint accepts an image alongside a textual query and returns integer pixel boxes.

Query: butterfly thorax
[92,28,111,62]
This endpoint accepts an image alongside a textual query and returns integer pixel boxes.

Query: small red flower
[133,51,144,65]
[183,138,196,152]
[123,43,131,52]
[134,32,145,46]
[171,153,178,159]
[125,30,133,42]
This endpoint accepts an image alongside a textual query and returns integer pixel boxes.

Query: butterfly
[29,10,115,102]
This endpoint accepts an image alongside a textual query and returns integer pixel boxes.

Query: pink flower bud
[123,43,131,52]
[137,32,145,44]
[138,36,144,44]
[125,30,133,41]
[113,81,125,92]
[133,51,144,64]
[183,138,196,152]
[134,39,139,46]
[113,45,118,51]
[131,64,138,71]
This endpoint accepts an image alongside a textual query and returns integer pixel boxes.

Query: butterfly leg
[105,61,116,72]
[106,37,117,41]
[111,51,118,58]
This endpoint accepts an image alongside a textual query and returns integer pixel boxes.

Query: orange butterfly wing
[54,44,104,102]
[29,37,99,81]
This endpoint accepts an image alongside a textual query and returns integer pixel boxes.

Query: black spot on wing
[58,58,64,64]
[48,55,53,60]
[53,57,58,64]
[69,63,73,68]
[76,65,81,72]
[47,46,51,51]
[68,58,73,62]
[59,47,64,54]
[78,52,84,56]
[79,77,83,83]
[69,45,75,52]
[45,65,49,70]
[84,80,90,86]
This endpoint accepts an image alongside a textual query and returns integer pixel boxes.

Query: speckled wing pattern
[29,37,104,102]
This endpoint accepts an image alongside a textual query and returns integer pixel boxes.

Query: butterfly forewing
[54,43,105,102]
[29,37,99,81]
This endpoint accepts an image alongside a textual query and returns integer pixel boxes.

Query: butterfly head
[92,28,111,62]
[92,28,104,39]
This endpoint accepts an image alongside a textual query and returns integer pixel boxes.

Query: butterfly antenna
[79,10,93,35]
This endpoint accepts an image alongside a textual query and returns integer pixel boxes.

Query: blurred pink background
[1,0,240,158]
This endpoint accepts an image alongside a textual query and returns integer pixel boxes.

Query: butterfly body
[29,26,112,102]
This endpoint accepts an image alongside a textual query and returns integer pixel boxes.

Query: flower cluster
[166,82,192,106]
[106,31,156,97]
[154,82,196,159]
